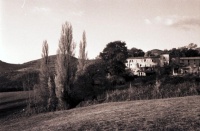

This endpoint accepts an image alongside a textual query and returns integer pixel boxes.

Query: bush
[71,61,111,103]
[133,75,156,85]
[109,75,126,86]
[76,75,200,107]
[25,84,48,115]
[123,69,135,81]
[103,81,199,103]
[0,70,39,92]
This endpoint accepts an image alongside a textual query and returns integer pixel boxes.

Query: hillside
[0,55,99,92]
[0,55,79,92]
[0,55,78,73]
[0,96,199,130]
[0,60,25,73]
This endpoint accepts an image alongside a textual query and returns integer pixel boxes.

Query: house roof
[127,56,159,59]
[180,57,200,60]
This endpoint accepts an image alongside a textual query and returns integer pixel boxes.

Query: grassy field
[0,95,199,131]
[0,91,32,119]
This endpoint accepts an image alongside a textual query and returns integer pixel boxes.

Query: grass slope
[0,96,200,131]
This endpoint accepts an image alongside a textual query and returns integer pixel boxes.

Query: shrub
[108,75,126,86]
[103,81,199,103]
[0,70,39,92]
[71,61,111,103]
[76,75,199,107]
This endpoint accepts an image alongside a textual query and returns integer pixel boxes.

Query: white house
[125,54,169,76]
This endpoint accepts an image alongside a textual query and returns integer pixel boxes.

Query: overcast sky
[1,0,200,63]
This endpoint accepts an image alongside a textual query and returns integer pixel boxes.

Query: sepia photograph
[0,0,200,130]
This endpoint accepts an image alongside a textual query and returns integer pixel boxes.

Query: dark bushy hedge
[0,71,39,92]
[76,75,200,107]
[70,61,112,104]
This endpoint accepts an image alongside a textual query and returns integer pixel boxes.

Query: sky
[1,0,200,64]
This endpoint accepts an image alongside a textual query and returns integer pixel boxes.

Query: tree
[77,31,88,75]
[100,41,128,75]
[38,40,49,110]
[128,47,144,57]
[169,48,182,57]
[72,60,109,102]
[179,43,198,49]
[47,76,57,111]
[55,22,76,110]
[185,49,199,57]
[169,47,199,57]
[187,43,197,49]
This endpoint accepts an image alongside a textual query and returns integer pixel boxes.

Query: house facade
[125,54,169,76]
[126,54,200,76]
[173,57,200,75]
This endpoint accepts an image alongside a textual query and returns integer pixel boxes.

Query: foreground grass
[0,95,200,131]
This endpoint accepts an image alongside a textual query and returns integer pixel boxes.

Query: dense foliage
[0,70,39,92]
[100,41,128,75]
[169,48,200,57]
[71,61,110,104]
[128,48,145,57]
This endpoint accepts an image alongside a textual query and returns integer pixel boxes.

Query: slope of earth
[0,55,80,92]
[0,96,200,131]
[0,60,25,73]
[0,55,78,73]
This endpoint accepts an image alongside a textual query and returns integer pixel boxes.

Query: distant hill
[0,55,78,73]
[0,55,99,92]
[0,55,76,92]
[0,60,25,73]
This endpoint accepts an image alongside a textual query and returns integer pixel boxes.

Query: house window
[144,59,146,62]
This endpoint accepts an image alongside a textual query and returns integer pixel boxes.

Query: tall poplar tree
[39,40,49,110]
[77,31,88,75]
[55,22,76,110]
